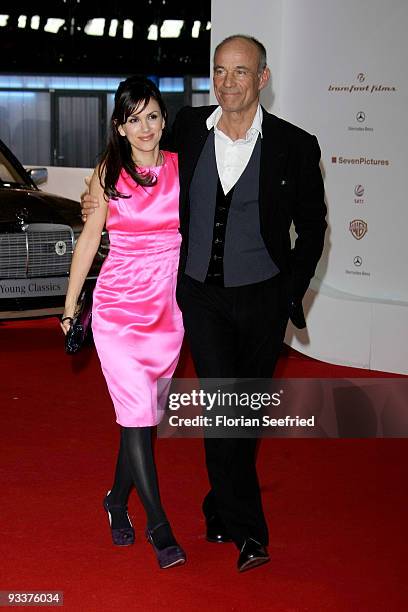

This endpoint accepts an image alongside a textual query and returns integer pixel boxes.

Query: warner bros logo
[349,219,368,240]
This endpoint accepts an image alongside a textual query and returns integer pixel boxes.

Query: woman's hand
[60,313,74,335]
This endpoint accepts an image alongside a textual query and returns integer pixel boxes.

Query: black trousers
[176,272,289,548]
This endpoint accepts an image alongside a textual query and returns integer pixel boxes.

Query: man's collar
[206,104,263,138]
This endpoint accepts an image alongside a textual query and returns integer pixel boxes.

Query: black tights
[107,426,176,548]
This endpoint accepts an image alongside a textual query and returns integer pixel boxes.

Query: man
[82,34,327,572]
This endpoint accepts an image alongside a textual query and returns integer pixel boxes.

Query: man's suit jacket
[172,105,327,329]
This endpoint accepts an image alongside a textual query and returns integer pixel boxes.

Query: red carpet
[0,317,407,611]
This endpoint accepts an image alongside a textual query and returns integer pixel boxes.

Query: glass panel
[57,96,101,168]
[192,77,210,91]
[106,93,115,123]
[159,77,184,92]
[0,91,51,164]
[192,92,209,107]
[0,75,126,91]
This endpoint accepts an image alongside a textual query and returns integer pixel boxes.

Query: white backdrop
[211,0,408,374]
[278,0,408,303]
[39,3,408,374]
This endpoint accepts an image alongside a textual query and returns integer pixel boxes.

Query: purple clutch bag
[64,288,93,354]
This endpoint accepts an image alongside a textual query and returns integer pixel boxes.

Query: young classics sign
[0,277,68,298]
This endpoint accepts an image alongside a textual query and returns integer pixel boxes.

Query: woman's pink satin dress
[92,151,183,427]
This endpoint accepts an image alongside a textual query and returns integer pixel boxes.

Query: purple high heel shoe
[146,522,186,569]
[103,491,135,546]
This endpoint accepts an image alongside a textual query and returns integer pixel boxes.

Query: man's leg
[177,274,240,541]
[176,274,288,548]
[176,274,237,379]
[235,275,288,379]
[229,275,289,546]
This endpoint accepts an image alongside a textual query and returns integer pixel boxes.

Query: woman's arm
[61,169,108,334]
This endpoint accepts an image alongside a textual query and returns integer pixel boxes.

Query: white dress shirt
[206,104,263,195]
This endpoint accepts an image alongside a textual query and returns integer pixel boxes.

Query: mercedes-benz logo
[55,240,67,256]
[356,111,366,122]
[354,256,362,267]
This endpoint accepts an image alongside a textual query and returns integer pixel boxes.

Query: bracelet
[61,316,74,324]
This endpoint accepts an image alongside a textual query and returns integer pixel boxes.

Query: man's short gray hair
[214,34,267,74]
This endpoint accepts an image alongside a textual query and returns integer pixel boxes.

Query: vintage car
[0,139,108,318]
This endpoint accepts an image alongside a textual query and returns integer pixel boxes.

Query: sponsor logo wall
[277,0,408,302]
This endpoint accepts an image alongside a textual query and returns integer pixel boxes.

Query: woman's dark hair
[98,75,168,200]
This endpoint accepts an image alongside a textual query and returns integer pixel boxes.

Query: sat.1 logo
[354,184,365,204]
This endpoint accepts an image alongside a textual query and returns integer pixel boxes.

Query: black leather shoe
[237,538,270,572]
[205,514,233,543]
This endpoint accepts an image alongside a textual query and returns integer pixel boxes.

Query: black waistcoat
[185,130,279,287]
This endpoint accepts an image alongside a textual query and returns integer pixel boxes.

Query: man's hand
[288,299,306,329]
[80,175,99,222]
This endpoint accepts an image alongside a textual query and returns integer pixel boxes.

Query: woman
[61,76,185,569]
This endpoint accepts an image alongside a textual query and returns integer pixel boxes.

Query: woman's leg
[105,428,134,530]
[121,425,178,549]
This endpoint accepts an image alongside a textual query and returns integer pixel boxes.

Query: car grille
[0,224,74,279]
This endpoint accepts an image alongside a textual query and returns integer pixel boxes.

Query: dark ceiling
[0,0,211,76]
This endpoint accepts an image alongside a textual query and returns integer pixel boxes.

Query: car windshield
[0,149,29,188]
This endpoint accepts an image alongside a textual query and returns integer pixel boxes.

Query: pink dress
[92,151,183,427]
